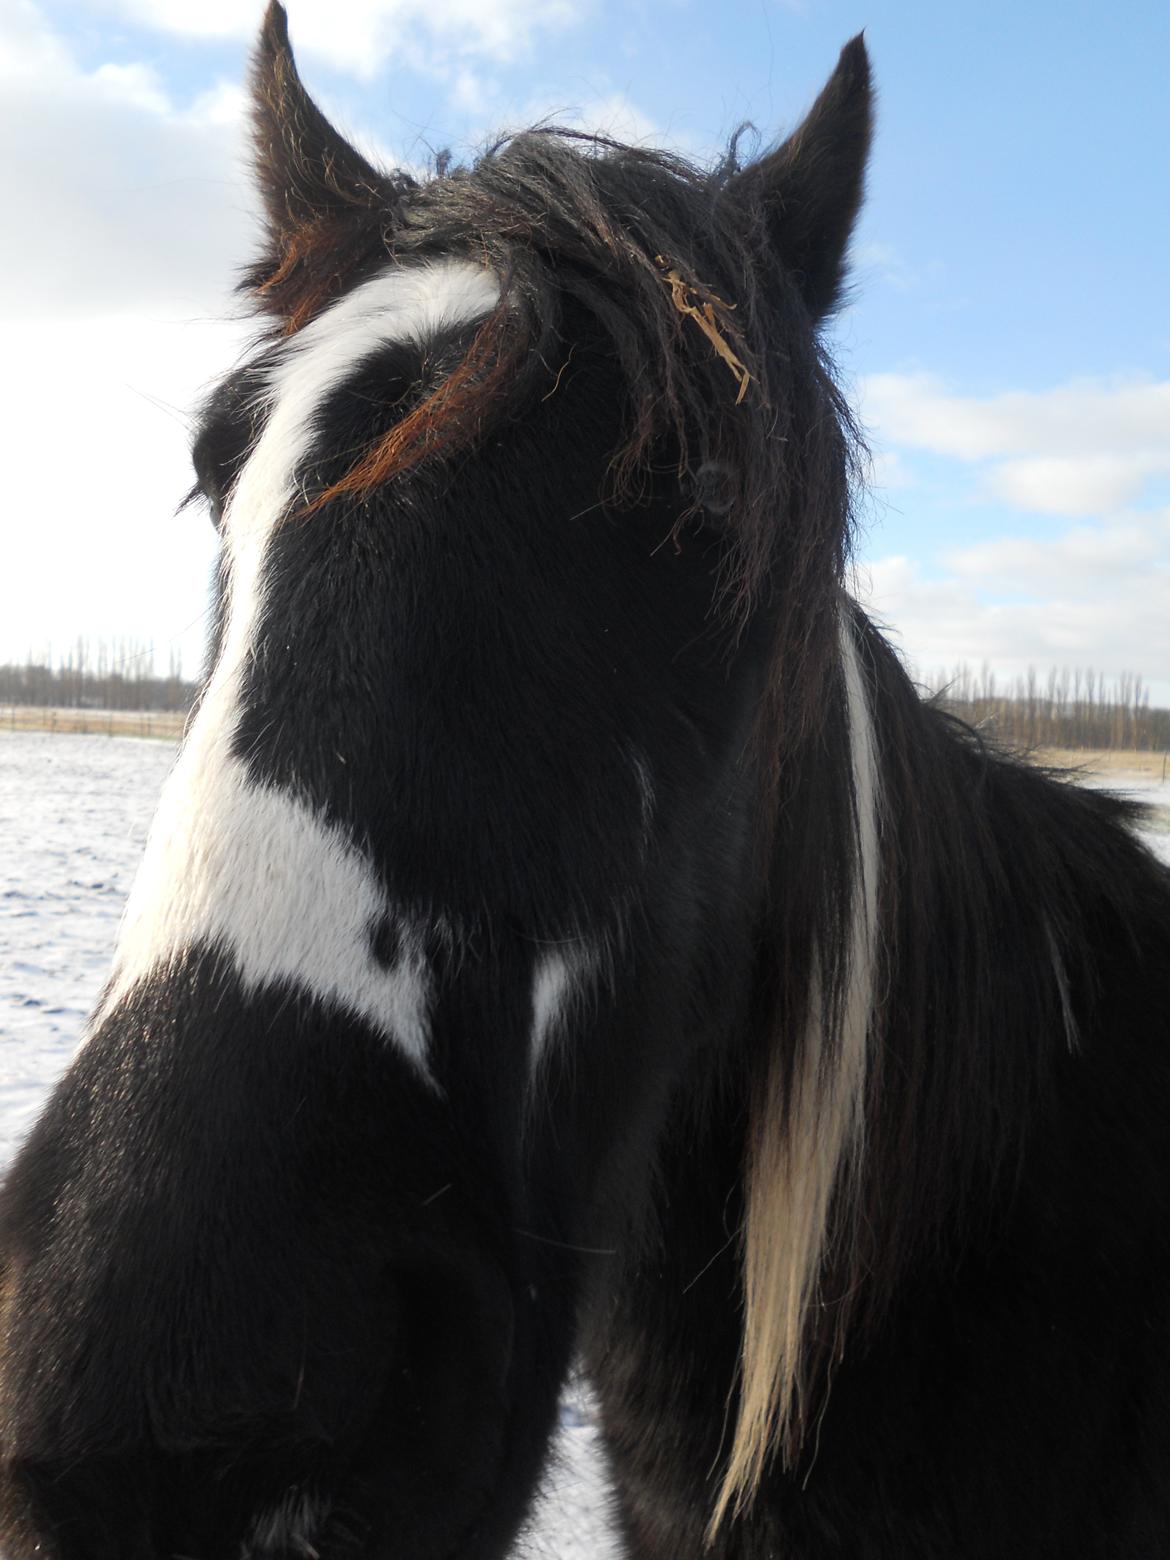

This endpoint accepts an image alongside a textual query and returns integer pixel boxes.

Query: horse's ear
[733,35,872,321]
[248,2,408,326]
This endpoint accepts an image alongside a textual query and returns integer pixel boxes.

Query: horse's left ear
[248,2,407,326]
[732,35,872,321]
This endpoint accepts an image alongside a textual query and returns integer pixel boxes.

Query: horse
[3,5,1169,1556]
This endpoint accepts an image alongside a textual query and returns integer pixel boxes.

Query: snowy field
[2,729,1168,1554]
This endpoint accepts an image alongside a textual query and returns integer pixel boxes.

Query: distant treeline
[928,664,1170,752]
[0,641,196,713]
[3,645,1167,750]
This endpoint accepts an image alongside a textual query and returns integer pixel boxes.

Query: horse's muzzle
[0,1242,516,1560]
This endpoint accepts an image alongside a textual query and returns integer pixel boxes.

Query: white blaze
[96,260,500,1074]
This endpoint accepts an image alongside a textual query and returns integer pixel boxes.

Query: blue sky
[3,0,1168,700]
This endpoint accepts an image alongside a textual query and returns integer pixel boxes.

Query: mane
[247,124,874,1530]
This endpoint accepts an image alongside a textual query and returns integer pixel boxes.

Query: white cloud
[855,370,1170,700]
[1,313,250,674]
[0,0,71,77]
[946,516,1170,592]
[75,0,581,79]
[987,454,1167,517]
[504,89,666,146]
[449,66,493,117]
[863,373,1170,462]
[0,2,257,674]
[856,515,1170,706]
[568,92,664,146]
[862,372,1170,519]
[448,69,674,160]
[852,241,935,296]
[0,8,254,320]
[186,81,249,128]
[89,59,170,113]
[867,448,915,493]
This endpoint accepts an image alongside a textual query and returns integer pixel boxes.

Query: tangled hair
[249,5,872,1532]
[247,101,862,635]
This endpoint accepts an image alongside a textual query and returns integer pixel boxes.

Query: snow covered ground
[1,729,1167,1554]
[0,731,176,1164]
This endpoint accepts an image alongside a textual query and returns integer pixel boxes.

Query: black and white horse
[3,7,1169,1557]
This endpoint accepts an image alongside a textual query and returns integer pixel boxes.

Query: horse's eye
[180,473,223,530]
[686,460,738,519]
[191,415,249,531]
[189,473,224,530]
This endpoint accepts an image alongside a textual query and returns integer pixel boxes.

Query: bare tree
[925,663,1170,753]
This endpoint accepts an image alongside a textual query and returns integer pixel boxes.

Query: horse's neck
[849,614,1165,1280]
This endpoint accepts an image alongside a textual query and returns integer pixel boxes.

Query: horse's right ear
[248,2,409,328]
[731,35,872,321]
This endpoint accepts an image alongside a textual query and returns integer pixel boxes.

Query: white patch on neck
[530,942,597,1071]
[715,609,885,1526]
[840,614,881,966]
[837,612,882,1154]
[833,607,882,1186]
[95,260,499,1074]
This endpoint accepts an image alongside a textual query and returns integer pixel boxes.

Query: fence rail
[1,706,186,741]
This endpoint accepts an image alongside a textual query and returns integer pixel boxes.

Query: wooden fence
[1,706,185,741]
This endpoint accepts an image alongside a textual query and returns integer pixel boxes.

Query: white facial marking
[96,260,500,1073]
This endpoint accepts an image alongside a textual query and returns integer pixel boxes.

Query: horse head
[0,9,872,1556]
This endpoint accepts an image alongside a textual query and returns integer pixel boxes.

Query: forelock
[246,127,862,629]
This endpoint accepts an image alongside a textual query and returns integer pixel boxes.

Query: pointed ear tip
[838,34,872,86]
[256,1,291,60]
[836,33,873,95]
[828,34,873,140]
